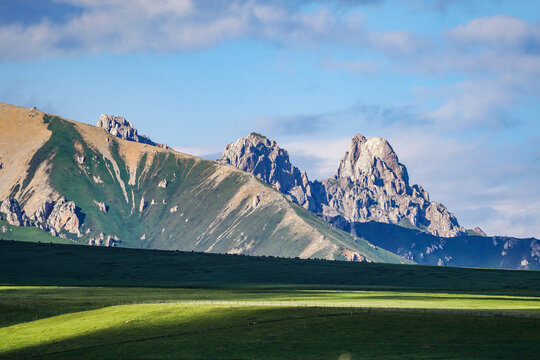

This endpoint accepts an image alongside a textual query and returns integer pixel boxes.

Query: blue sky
[1,0,539,238]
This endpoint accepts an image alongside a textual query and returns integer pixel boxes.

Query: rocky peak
[336,134,409,189]
[221,132,466,238]
[97,114,156,146]
[329,134,461,236]
[219,133,304,194]
[471,227,487,237]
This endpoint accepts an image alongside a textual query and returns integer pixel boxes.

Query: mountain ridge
[0,103,406,264]
[219,132,540,269]
[220,132,464,237]
[1,103,538,269]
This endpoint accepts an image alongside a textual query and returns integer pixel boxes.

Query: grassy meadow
[1,240,539,359]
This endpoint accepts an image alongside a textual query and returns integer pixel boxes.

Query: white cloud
[422,79,518,129]
[403,17,540,132]
[0,0,371,60]
[283,137,351,178]
[369,30,428,55]
[448,15,540,48]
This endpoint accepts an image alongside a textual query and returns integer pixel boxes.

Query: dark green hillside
[1,240,538,292]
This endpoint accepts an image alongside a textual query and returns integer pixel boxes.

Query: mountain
[220,133,464,237]
[0,103,407,264]
[220,133,540,270]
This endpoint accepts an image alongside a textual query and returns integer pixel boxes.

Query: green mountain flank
[0,103,407,264]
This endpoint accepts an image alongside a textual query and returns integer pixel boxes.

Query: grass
[0,298,539,359]
[0,286,539,325]
[1,240,539,359]
[0,220,70,244]
[2,240,539,291]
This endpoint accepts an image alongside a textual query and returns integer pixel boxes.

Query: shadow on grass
[1,305,539,360]
[1,286,539,330]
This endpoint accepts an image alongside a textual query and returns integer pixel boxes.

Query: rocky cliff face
[324,134,464,237]
[1,196,82,237]
[97,114,155,145]
[220,133,465,237]
[219,133,315,208]
[0,197,29,226]
[43,197,81,237]
[97,114,170,149]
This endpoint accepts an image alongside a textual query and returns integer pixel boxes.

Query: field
[1,240,539,359]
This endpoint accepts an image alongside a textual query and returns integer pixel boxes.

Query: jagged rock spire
[335,134,410,197]
[97,114,164,147]
[219,133,303,194]
[336,134,409,184]
[220,132,465,238]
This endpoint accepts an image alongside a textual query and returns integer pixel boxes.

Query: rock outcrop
[471,227,487,237]
[34,199,55,230]
[32,197,81,237]
[43,197,81,236]
[139,196,147,212]
[0,197,29,226]
[220,133,465,237]
[97,114,155,145]
[93,200,108,212]
[97,113,171,149]
[1,196,82,237]
[158,179,168,188]
[219,133,317,210]
[88,233,120,247]
[97,113,172,149]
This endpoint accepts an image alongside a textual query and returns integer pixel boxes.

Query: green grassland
[1,240,540,359]
[1,302,539,360]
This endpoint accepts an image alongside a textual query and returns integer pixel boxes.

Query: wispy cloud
[390,16,540,132]
[0,0,372,60]
[173,145,222,159]
[283,137,351,178]
[448,15,540,49]
[321,58,380,75]
[369,30,429,56]
[421,79,522,130]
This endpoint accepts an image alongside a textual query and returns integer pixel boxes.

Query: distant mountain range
[0,103,538,269]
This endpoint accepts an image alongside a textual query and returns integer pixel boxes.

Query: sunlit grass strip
[1,303,539,359]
